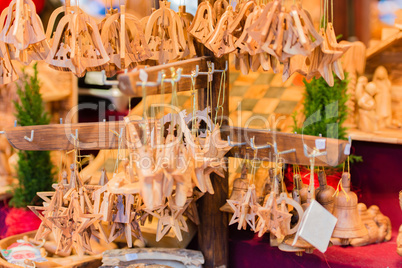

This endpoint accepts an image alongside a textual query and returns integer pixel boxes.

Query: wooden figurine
[315,170,335,213]
[367,205,392,243]
[331,172,368,245]
[220,165,248,213]
[357,81,378,132]
[373,66,394,129]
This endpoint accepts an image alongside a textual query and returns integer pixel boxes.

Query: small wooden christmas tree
[10,63,55,208]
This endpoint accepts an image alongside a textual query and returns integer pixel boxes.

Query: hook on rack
[135,69,163,87]
[344,136,352,156]
[24,130,34,142]
[214,61,229,73]
[273,141,296,155]
[303,144,327,158]
[227,136,246,147]
[71,129,79,141]
[164,68,183,83]
[250,136,271,150]
[198,61,215,82]
[181,65,200,78]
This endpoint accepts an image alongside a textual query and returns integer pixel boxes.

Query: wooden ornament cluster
[189,0,349,86]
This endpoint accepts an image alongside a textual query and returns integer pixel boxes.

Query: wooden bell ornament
[0,0,49,64]
[188,0,215,44]
[100,5,152,77]
[46,1,110,77]
[331,172,368,243]
[220,164,249,213]
[0,43,18,85]
[315,169,335,213]
[144,1,186,64]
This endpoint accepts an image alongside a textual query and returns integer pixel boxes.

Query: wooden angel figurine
[357,82,378,132]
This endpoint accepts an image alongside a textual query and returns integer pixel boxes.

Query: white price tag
[139,69,148,82]
[125,253,138,261]
[315,139,326,150]
[344,144,351,155]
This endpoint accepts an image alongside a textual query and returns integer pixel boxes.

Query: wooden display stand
[0,2,351,267]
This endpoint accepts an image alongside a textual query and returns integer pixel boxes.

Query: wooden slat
[118,56,212,97]
[4,121,127,151]
[222,126,349,167]
[4,123,348,166]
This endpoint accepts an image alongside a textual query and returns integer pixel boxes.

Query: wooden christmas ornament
[46,1,110,77]
[315,170,335,213]
[331,172,368,244]
[0,0,50,64]
[188,0,215,44]
[100,5,152,77]
[144,1,186,64]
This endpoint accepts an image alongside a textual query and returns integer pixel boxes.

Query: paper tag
[315,139,326,150]
[125,253,138,261]
[344,144,351,155]
[139,69,148,82]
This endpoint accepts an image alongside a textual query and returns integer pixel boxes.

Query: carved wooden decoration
[0,0,49,65]
[0,43,18,85]
[100,5,152,77]
[46,2,110,77]
[144,1,186,64]
[188,0,215,44]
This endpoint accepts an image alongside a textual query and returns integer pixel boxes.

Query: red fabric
[5,208,41,237]
[0,0,45,14]
[230,141,402,267]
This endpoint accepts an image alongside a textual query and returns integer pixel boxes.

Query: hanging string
[190,71,198,136]
[215,68,226,126]
[331,0,334,23]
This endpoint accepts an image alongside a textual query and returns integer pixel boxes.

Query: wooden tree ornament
[46,1,110,77]
[100,5,152,77]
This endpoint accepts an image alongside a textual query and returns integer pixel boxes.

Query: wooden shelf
[347,128,402,144]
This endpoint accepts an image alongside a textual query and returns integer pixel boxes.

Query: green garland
[293,73,349,139]
[9,63,55,208]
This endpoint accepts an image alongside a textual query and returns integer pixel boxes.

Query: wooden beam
[222,126,349,167]
[118,56,212,97]
[3,123,348,166]
[4,121,127,151]
[197,56,229,268]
